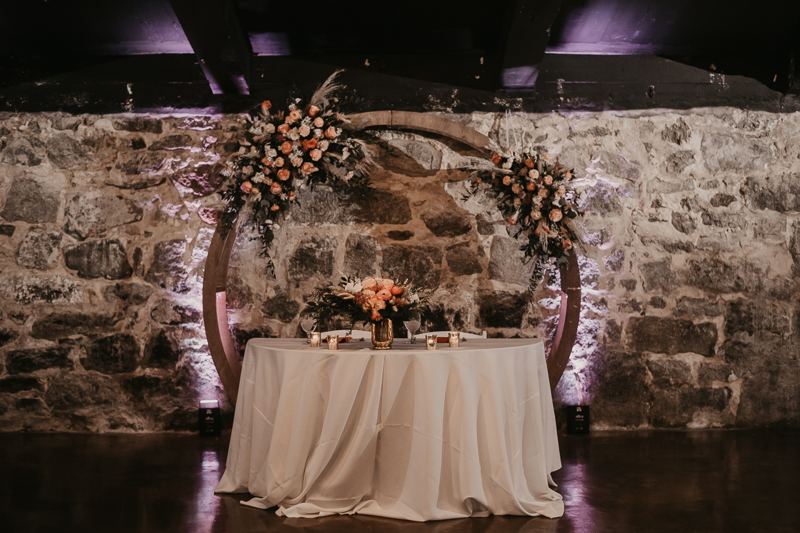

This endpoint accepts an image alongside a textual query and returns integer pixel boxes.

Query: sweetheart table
[215,337,564,521]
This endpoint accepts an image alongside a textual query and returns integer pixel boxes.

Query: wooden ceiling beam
[168,0,252,95]
[497,0,562,91]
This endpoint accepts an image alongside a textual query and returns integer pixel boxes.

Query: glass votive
[426,334,437,350]
[309,332,321,347]
[327,335,339,350]
[449,332,460,347]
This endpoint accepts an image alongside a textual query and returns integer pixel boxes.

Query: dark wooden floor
[1,429,798,533]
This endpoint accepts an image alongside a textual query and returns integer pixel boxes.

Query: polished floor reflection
[1,429,798,532]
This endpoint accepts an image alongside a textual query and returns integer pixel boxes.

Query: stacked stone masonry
[0,109,798,432]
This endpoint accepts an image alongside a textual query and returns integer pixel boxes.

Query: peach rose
[261,156,273,167]
[381,278,394,290]
[324,126,337,139]
[301,162,318,174]
[260,100,272,113]
[377,288,392,300]
[314,117,324,128]
[511,183,521,195]
[274,157,284,168]
[565,171,572,180]
[310,149,322,161]
[549,209,563,222]
[299,125,311,138]
[277,123,290,134]
[491,154,502,165]
[524,158,534,168]
[240,181,253,194]
[362,278,378,291]
[528,169,539,179]
[270,204,280,211]
[544,175,553,185]
[277,169,290,181]
[562,239,573,250]
[538,188,548,198]
[302,138,318,152]
[390,285,403,296]
[502,175,511,186]
[531,210,542,220]
[289,109,302,122]
[526,181,536,191]
[308,105,320,117]
[370,309,383,322]
[362,289,376,299]
[270,182,282,195]
[280,141,293,155]
[289,191,296,201]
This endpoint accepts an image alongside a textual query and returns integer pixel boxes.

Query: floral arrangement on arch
[470,150,583,286]
[218,71,372,253]
[303,276,430,329]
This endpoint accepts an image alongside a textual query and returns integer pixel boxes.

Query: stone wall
[1,108,798,432]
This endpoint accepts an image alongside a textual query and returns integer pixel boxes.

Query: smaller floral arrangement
[470,150,582,286]
[303,276,430,328]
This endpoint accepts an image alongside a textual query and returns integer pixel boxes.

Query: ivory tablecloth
[215,337,563,521]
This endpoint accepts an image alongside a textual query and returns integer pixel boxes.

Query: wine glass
[300,316,317,343]
[403,312,421,343]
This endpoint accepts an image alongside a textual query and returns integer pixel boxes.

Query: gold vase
[371,318,393,350]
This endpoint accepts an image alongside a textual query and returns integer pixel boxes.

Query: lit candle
[310,332,321,347]
[449,332,460,347]
[426,334,437,350]
[327,335,339,350]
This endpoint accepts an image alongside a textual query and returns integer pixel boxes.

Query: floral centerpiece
[470,150,583,287]
[218,71,373,256]
[303,276,430,349]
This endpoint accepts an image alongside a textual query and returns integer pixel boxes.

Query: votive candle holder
[310,332,321,347]
[327,335,339,350]
[426,334,437,350]
[449,332,460,347]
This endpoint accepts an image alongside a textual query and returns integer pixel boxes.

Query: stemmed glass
[403,312,421,343]
[300,315,317,343]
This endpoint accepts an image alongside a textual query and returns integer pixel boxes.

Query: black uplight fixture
[566,405,590,435]
[199,399,221,437]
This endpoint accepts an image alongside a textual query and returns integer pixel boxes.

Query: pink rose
[528,169,539,179]
[377,288,392,300]
[274,157,284,167]
[310,149,322,161]
[299,125,311,137]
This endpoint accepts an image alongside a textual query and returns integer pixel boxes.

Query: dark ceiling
[1,0,799,113]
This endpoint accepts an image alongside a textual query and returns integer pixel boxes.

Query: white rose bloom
[320,140,329,151]
[252,172,265,183]
[314,128,323,138]
[288,103,297,111]
[289,130,299,141]
[268,148,277,157]
[265,123,275,134]
[291,156,303,167]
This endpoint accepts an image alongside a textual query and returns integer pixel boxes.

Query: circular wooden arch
[202,111,581,404]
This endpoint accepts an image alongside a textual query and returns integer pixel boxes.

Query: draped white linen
[215,338,563,521]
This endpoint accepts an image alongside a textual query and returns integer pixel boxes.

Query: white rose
[320,140,329,151]
[265,123,275,134]
[268,148,277,157]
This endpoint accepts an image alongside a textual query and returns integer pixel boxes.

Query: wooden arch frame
[202,111,581,404]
